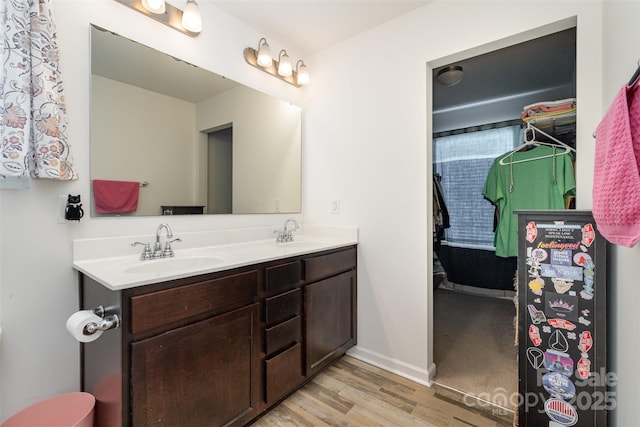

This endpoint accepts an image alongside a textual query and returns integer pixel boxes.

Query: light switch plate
[330,198,340,215]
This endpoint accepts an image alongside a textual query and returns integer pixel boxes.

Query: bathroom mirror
[90,25,301,216]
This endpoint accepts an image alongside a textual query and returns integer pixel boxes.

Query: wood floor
[252,356,513,427]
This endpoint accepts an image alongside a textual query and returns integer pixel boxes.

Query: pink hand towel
[93,179,140,214]
[593,76,640,247]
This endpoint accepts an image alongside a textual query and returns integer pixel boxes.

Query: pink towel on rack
[593,76,640,247]
[93,179,140,214]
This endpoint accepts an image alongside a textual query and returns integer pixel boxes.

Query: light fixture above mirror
[115,0,202,36]
[244,38,310,87]
[141,0,165,14]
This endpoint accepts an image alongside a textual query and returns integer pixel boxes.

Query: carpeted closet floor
[433,288,518,410]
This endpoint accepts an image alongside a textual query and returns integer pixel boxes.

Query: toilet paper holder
[84,306,120,336]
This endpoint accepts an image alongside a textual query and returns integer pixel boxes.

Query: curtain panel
[1,0,76,181]
[433,125,522,247]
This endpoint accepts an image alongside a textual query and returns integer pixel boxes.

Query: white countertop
[73,225,358,290]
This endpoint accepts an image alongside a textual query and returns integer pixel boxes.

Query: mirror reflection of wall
[89,25,302,217]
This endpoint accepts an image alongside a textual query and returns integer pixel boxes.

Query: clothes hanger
[499,123,575,165]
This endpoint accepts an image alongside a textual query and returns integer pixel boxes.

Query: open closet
[431,27,577,411]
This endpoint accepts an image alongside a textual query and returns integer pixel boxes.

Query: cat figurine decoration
[65,194,84,221]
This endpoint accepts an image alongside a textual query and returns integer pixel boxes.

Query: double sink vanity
[72,223,358,426]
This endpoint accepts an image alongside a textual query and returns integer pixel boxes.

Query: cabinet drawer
[265,261,301,296]
[265,289,301,327]
[131,270,258,335]
[265,343,304,403]
[265,316,301,356]
[304,247,356,282]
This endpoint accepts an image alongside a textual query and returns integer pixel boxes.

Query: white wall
[301,0,604,399]
[196,86,302,214]
[0,0,303,420]
[602,2,640,425]
[91,75,197,215]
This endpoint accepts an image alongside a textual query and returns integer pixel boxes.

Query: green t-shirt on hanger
[482,145,576,257]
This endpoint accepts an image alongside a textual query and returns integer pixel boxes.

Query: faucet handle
[162,238,182,258]
[273,230,285,243]
[131,241,153,260]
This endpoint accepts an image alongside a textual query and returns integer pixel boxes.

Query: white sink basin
[124,256,224,274]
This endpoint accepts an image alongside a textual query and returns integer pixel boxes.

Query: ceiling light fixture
[436,65,464,86]
[114,0,201,36]
[244,38,311,88]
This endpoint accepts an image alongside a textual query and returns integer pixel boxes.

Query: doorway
[429,25,577,410]
[207,127,233,214]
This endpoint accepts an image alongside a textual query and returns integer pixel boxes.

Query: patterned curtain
[0,0,76,181]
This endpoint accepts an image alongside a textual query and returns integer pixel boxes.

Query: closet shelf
[522,111,576,146]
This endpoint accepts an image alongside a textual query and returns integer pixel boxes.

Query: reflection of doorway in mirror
[207,128,232,214]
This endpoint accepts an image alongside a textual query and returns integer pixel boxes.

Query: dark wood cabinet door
[131,303,260,427]
[305,271,356,376]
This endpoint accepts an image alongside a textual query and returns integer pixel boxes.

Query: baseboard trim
[432,381,515,424]
[347,346,433,387]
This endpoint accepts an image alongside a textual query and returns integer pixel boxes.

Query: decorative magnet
[578,331,593,353]
[547,318,576,331]
[545,399,579,426]
[542,372,576,400]
[581,223,595,247]
[573,252,592,266]
[531,248,548,261]
[544,350,574,377]
[526,221,538,243]
[546,293,578,321]
[529,325,542,347]
[549,330,569,352]
[526,347,545,369]
[528,305,547,324]
[529,277,545,295]
[552,278,574,294]
[576,356,591,380]
[578,317,592,326]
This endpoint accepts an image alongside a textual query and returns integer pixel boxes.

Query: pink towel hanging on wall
[592,73,640,247]
[93,179,140,214]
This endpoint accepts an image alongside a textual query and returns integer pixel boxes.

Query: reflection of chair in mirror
[161,205,205,215]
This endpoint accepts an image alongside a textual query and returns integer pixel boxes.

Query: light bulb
[278,50,292,77]
[182,0,202,34]
[142,0,165,14]
[296,61,310,85]
[257,39,273,67]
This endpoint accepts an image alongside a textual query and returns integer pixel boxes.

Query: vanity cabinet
[79,245,356,427]
[128,270,260,426]
[304,248,357,377]
[263,261,304,405]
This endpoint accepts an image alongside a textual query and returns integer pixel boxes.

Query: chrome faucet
[131,223,181,260]
[275,218,299,243]
[154,223,181,258]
